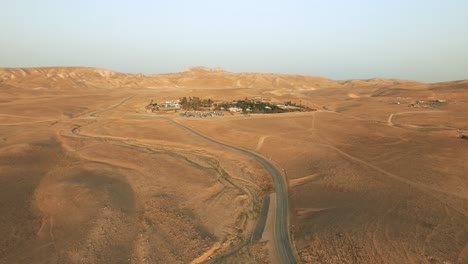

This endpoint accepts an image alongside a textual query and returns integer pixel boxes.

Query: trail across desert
[0,67,467,263]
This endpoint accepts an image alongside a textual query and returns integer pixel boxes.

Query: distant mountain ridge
[0,66,465,92]
[0,66,338,90]
[182,66,225,73]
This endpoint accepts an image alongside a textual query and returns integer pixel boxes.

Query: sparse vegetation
[180,97,213,110]
[174,97,314,114]
[215,98,314,114]
[409,99,448,108]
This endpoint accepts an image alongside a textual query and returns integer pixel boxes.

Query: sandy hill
[0,66,433,91]
[0,66,467,264]
[1,67,466,102]
[0,66,339,90]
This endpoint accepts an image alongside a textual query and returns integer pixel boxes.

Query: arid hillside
[0,66,429,91]
[0,67,467,264]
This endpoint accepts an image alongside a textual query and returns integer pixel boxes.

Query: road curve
[387,110,446,126]
[163,117,297,264]
[69,94,297,263]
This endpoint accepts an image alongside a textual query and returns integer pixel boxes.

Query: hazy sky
[1,0,467,82]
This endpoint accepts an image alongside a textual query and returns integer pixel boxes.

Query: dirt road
[387,110,445,126]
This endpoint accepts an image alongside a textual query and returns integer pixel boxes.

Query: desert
[0,66,467,263]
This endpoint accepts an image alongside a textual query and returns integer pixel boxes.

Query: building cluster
[276,104,301,111]
[228,107,242,113]
[145,99,181,112]
[160,100,181,109]
[145,96,315,115]
[409,99,447,108]
[179,111,224,118]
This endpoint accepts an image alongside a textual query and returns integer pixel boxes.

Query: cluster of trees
[284,101,298,106]
[145,100,159,112]
[283,101,315,111]
[215,100,286,113]
[177,97,315,114]
[179,97,213,110]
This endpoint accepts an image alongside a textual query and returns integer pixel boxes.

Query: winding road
[162,118,297,264]
[68,95,297,263]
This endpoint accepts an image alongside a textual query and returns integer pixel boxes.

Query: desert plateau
[0,66,467,264]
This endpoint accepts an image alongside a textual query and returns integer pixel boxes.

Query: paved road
[69,96,297,263]
[163,118,297,264]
